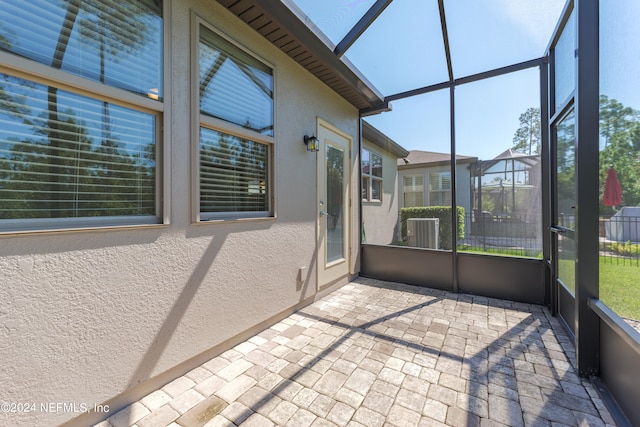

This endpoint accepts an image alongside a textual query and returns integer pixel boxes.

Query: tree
[598,97,640,214]
[512,107,541,155]
[599,95,636,148]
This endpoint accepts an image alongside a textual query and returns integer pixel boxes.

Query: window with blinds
[0,76,156,221]
[198,23,274,220]
[200,129,268,215]
[429,172,452,206]
[199,26,273,136]
[0,0,163,230]
[0,0,163,100]
[403,175,424,207]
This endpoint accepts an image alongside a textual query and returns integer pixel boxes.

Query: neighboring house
[361,121,409,245]
[470,148,542,219]
[0,2,389,426]
[398,150,478,218]
[398,149,541,245]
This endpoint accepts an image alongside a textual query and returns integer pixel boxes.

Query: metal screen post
[575,0,600,376]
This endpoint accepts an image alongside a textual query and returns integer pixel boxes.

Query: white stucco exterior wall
[361,141,402,245]
[0,1,361,426]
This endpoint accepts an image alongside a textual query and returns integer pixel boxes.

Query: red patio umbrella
[603,167,623,207]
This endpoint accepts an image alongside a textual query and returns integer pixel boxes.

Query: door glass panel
[554,11,576,112]
[558,234,576,294]
[326,144,344,263]
[556,110,576,228]
[555,109,576,295]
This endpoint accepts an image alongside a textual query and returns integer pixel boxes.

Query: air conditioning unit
[407,218,439,249]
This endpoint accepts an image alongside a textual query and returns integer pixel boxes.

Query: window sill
[195,216,277,225]
[0,222,169,238]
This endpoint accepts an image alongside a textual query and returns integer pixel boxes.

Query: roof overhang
[213,0,389,114]
[362,121,409,158]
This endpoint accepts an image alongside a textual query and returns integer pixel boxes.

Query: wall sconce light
[304,135,319,152]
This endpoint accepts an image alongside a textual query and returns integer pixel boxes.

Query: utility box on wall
[407,218,439,249]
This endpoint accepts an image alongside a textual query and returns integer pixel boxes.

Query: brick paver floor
[95,277,618,427]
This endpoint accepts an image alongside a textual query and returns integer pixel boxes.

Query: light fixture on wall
[304,135,319,152]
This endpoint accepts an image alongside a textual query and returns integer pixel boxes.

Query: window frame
[402,174,425,208]
[193,16,276,223]
[428,171,452,206]
[0,0,166,233]
[361,148,383,203]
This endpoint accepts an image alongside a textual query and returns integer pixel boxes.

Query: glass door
[552,109,576,334]
[317,119,351,288]
[549,8,576,335]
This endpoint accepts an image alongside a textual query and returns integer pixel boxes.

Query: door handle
[550,226,566,234]
[320,210,326,217]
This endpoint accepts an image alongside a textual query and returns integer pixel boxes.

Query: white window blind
[404,175,424,192]
[429,172,452,206]
[200,128,269,215]
[0,74,156,220]
[403,175,424,207]
[199,26,273,136]
[198,22,274,219]
[0,0,163,100]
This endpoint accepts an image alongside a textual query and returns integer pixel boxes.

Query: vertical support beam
[540,60,553,309]
[358,118,363,248]
[450,85,458,292]
[575,0,600,376]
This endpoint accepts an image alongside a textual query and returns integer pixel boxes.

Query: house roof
[466,149,540,175]
[213,0,388,114]
[362,121,409,159]
[493,148,529,159]
[398,150,477,169]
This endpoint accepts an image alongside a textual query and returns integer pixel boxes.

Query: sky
[599,0,640,115]
[288,0,596,160]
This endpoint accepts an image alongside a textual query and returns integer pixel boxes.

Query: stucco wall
[0,1,360,426]
[361,141,402,245]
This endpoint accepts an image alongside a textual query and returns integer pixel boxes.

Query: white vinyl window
[0,0,163,231]
[197,22,274,220]
[429,172,452,206]
[403,175,424,207]
[362,149,382,202]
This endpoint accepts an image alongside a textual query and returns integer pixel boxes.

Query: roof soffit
[213,0,387,112]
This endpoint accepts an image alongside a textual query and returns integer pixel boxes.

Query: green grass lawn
[600,259,640,320]
[457,244,542,258]
[553,258,639,320]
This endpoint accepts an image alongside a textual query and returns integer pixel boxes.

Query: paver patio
[94,277,618,427]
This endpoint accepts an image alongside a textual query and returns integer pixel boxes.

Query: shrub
[607,241,640,256]
[400,206,465,250]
